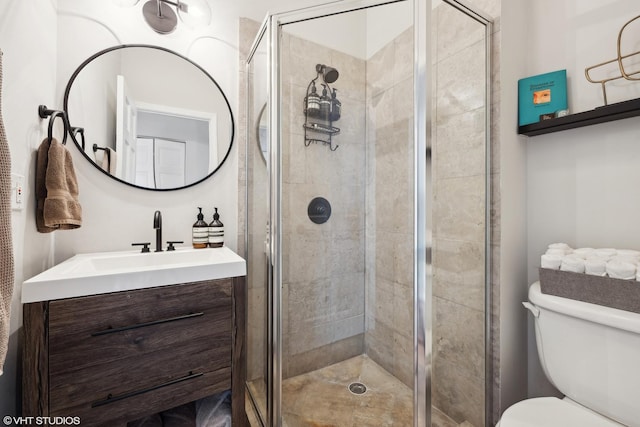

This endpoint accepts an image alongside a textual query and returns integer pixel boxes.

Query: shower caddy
[303,64,341,151]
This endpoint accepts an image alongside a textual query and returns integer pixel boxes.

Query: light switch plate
[11,173,24,211]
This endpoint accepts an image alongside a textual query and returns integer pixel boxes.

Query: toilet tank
[528,282,640,427]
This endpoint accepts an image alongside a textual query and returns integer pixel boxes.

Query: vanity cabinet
[23,277,247,427]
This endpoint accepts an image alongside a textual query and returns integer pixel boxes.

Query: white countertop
[22,246,246,303]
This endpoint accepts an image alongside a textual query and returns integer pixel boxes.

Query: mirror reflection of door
[134,137,154,187]
[134,137,187,188]
[116,74,137,181]
[155,138,186,188]
[120,104,215,189]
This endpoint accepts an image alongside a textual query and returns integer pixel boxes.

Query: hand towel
[615,249,640,260]
[100,147,117,175]
[36,138,82,232]
[541,254,563,270]
[595,248,617,258]
[584,257,607,276]
[611,255,640,264]
[606,259,636,280]
[560,255,585,273]
[0,50,14,376]
[548,242,572,251]
[573,247,595,259]
[545,248,570,257]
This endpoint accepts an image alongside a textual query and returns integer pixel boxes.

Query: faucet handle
[166,241,184,251]
[132,242,151,253]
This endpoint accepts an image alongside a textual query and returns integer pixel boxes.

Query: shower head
[316,64,339,84]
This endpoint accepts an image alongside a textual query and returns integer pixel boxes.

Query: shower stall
[244,0,492,425]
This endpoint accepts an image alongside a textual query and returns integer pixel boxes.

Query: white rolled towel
[541,254,563,270]
[545,248,569,257]
[547,243,573,256]
[617,249,640,259]
[548,242,572,251]
[584,257,607,276]
[595,248,617,258]
[560,256,585,273]
[573,247,595,259]
[606,259,636,280]
[611,255,640,264]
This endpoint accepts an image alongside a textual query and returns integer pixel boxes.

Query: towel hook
[38,105,68,145]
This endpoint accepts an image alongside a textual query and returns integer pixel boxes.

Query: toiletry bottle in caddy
[208,207,224,248]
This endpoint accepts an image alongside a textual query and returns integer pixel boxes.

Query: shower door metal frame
[246,0,493,425]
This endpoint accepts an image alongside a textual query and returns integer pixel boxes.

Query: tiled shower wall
[432,4,491,427]
[364,27,415,389]
[280,31,367,379]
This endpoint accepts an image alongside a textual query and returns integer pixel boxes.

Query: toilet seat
[498,397,623,427]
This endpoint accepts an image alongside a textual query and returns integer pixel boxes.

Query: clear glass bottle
[208,207,224,248]
[192,207,209,249]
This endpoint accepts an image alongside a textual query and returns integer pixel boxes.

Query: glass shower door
[245,27,270,426]
[245,0,492,425]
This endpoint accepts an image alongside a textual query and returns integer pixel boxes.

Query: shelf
[518,97,640,136]
[303,122,341,136]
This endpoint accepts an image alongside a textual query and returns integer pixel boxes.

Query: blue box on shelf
[518,69,568,126]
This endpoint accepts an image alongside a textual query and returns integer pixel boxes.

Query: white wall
[498,0,530,415]
[0,0,58,417]
[53,0,240,263]
[525,0,640,397]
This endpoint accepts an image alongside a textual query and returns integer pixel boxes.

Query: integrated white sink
[22,246,246,303]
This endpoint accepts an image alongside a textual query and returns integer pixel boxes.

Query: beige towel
[36,138,82,232]
[0,49,14,376]
[101,147,117,175]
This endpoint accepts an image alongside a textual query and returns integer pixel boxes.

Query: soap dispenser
[330,88,341,121]
[208,207,224,248]
[305,81,321,118]
[192,207,209,249]
[319,84,331,120]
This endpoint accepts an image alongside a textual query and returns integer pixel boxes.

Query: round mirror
[63,44,234,191]
[256,103,268,163]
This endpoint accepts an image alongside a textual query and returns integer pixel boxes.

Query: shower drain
[348,382,367,395]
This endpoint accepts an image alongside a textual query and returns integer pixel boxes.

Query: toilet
[498,282,640,427]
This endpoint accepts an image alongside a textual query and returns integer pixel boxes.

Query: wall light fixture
[140,0,212,34]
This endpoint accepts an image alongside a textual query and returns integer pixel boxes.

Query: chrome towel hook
[38,105,69,145]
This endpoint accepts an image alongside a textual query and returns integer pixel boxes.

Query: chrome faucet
[153,210,162,252]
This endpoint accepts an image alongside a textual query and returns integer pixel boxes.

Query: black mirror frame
[63,44,235,191]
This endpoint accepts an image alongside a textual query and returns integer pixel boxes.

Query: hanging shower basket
[303,64,341,151]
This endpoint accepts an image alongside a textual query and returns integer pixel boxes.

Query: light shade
[142,0,178,34]
[177,0,212,29]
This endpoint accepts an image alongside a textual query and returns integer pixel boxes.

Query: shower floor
[246,355,472,427]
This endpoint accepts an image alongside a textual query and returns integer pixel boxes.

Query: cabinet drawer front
[50,367,231,426]
[49,302,231,374]
[49,280,231,343]
[47,280,232,415]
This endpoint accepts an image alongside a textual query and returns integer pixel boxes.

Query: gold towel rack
[585,15,640,106]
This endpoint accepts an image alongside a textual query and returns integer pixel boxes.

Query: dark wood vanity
[22,277,247,427]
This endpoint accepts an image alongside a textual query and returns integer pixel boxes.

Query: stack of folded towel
[541,243,640,281]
